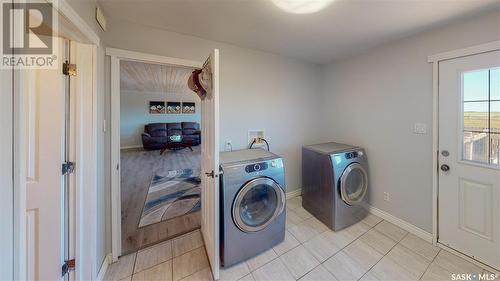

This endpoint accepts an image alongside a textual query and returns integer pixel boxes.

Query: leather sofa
[141,122,201,150]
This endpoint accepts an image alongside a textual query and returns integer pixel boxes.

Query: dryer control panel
[245,162,268,173]
[345,150,364,159]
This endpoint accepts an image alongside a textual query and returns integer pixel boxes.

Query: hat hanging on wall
[188,66,211,100]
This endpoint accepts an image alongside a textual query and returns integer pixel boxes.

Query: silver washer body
[302,142,369,231]
[220,149,286,267]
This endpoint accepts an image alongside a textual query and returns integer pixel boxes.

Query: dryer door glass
[233,177,285,232]
[340,163,368,205]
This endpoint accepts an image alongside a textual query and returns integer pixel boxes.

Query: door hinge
[62,161,75,175]
[63,61,77,76]
[205,170,220,178]
[205,170,214,178]
[61,259,75,277]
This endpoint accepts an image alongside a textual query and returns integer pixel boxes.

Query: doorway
[119,60,202,254]
[437,49,500,271]
[108,48,220,279]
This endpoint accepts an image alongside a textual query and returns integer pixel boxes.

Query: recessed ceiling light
[271,0,334,14]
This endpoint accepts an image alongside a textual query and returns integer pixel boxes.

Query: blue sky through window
[463,68,500,112]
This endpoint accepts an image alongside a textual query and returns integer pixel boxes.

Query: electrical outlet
[383,192,390,201]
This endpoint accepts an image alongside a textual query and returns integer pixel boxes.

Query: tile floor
[104,196,494,281]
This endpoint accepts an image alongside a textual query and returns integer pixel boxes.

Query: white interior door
[439,50,500,270]
[200,49,220,280]
[24,37,67,280]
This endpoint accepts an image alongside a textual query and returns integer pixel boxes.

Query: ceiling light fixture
[271,0,334,14]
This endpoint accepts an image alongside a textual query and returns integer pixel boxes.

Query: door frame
[106,47,202,261]
[11,0,100,280]
[428,40,500,272]
[0,47,14,281]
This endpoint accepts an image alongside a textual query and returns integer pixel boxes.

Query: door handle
[440,164,450,172]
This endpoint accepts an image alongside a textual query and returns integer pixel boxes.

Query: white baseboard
[283,191,432,243]
[96,254,112,281]
[363,204,433,243]
[120,145,142,150]
[286,189,302,199]
[364,204,500,273]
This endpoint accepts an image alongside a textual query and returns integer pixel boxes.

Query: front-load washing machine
[302,142,368,231]
[220,149,286,267]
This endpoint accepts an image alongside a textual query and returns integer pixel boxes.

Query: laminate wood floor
[121,147,201,254]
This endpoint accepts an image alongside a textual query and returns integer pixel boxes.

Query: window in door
[462,68,500,166]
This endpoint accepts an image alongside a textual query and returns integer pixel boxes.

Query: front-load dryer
[220,149,286,267]
[302,142,368,231]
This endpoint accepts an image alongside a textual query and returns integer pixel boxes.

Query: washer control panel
[345,150,364,159]
[245,162,268,173]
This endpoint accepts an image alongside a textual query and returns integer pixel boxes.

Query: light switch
[414,123,427,134]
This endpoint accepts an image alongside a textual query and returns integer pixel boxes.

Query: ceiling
[120,60,194,93]
[99,0,500,64]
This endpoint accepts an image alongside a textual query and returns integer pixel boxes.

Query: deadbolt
[441,150,450,157]
[440,164,450,172]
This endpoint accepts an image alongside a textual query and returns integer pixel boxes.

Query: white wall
[104,20,324,193]
[320,10,500,233]
[120,91,201,148]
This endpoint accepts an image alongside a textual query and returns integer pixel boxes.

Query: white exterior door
[24,37,67,280]
[200,49,220,280]
[438,50,500,270]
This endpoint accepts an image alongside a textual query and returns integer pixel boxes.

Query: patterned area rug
[138,168,201,228]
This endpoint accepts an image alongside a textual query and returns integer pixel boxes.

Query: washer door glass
[340,163,368,205]
[233,177,285,232]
